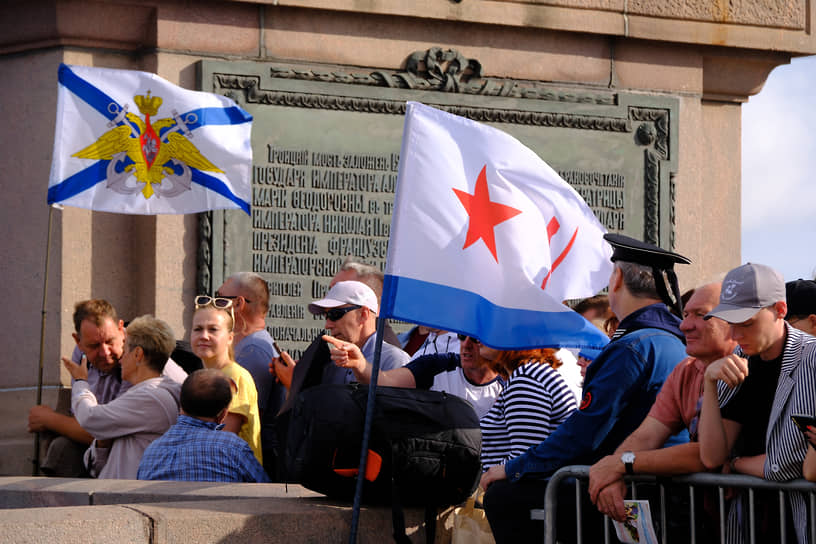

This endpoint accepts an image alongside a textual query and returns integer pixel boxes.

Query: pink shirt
[647,356,706,436]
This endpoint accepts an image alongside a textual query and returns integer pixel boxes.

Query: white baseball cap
[308,280,379,315]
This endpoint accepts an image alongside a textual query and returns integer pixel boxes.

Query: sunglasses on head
[456,334,481,344]
[195,295,234,309]
[195,295,236,330]
[323,305,362,322]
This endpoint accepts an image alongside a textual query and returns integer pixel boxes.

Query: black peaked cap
[604,233,691,315]
[604,234,691,269]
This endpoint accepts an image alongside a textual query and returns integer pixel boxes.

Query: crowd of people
[26,243,816,543]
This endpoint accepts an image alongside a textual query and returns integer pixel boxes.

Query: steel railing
[531,465,816,544]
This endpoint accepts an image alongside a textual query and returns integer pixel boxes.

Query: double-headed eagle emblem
[72,91,222,199]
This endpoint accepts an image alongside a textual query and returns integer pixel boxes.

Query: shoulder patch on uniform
[580,391,592,410]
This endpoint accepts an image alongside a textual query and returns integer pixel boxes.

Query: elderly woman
[63,315,182,479]
[478,346,577,471]
[191,295,262,464]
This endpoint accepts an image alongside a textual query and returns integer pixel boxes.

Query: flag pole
[348,315,387,543]
[33,204,58,475]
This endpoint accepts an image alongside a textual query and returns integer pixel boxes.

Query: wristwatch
[621,451,635,475]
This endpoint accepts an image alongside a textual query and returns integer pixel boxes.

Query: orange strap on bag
[332,449,382,482]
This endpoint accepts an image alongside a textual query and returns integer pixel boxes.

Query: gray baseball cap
[705,263,785,323]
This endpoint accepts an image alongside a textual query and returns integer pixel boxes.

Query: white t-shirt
[405,353,506,419]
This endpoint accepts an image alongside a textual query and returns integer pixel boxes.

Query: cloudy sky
[741,55,816,281]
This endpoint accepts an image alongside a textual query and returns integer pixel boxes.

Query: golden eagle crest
[72,91,222,199]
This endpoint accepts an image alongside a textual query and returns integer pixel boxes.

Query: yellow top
[221,361,263,464]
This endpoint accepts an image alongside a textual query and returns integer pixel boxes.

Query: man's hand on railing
[595,479,628,522]
[588,453,625,503]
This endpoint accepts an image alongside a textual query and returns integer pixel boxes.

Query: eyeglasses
[323,305,362,322]
[456,334,481,344]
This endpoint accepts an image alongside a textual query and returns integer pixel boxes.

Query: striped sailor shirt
[480,361,577,471]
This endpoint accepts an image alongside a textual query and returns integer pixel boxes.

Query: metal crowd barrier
[531,465,816,544]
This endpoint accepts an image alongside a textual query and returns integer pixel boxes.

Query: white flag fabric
[381,102,613,351]
[48,64,252,215]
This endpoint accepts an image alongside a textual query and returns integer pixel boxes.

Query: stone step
[0,477,454,543]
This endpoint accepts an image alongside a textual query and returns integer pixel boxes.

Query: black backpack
[283,383,482,542]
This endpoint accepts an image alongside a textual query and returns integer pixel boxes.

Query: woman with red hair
[479,347,577,471]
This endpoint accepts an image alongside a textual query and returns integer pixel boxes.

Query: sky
[741,55,816,281]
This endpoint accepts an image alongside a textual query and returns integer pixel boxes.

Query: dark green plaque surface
[197,49,678,358]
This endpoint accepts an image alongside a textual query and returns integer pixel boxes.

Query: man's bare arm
[698,354,746,469]
[628,441,707,474]
[28,406,94,445]
[323,334,416,388]
[614,417,674,455]
[590,417,692,503]
[731,454,765,477]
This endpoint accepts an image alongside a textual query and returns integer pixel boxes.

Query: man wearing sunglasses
[216,272,284,480]
[330,257,403,347]
[306,281,410,385]
[328,332,504,419]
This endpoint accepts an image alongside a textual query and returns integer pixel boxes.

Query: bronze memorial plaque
[198,49,678,358]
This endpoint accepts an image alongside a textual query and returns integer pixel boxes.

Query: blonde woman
[191,296,262,464]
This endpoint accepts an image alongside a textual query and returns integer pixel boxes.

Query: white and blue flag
[48,64,252,215]
[381,102,613,351]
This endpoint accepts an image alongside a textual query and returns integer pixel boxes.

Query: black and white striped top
[480,361,577,471]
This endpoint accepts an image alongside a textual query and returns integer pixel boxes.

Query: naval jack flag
[381,102,613,351]
[48,64,252,215]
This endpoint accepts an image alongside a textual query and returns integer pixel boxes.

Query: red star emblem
[452,165,522,263]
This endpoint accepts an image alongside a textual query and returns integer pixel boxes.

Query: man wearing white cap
[308,280,409,384]
[699,263,816,543]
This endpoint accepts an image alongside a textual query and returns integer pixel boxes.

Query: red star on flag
[453,165,522,263]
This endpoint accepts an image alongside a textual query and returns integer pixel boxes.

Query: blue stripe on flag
[186,106,252,127]
[191,169,250,215]
[58,64,120,121]
[158,107,252,138]
[47,160,109,204]
[48,160,250,214]
[381,275,610,352]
